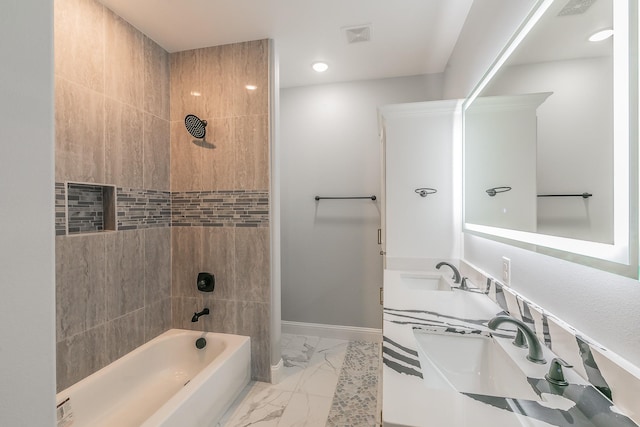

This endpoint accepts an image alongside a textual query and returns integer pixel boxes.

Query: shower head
[185,114,207,139]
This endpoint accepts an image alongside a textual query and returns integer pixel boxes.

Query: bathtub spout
[191,308,210,322]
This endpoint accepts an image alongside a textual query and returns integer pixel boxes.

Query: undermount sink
[398,272,453,291]
[413,329,540,401]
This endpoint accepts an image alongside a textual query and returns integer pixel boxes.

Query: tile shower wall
[169,40,272,382]
[54,0,171,391]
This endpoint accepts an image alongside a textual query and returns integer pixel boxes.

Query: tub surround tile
[172,296,204,331]
[56,234,107,341]
[106,309,145,363]
[144,227,171,305]
[236,301,271,382]
[201,117,236,190]
[170,120,203,191]
[170,49,202,122]
[232,39,269,117]
[144,297,172,342]
[235,227,270,303]
[235,114,270,191]
[104,8,144,109]
[171,227,203,298]
[105,229,145,320]
[55,77,105,183]
[202,227,236,300]
[143,114,171,191]
[200,44,234,119]
[54,0,105,93]
[105,98,144,188]
[143,37,170,121]
[198,297,238,334]
[56,324,108,392]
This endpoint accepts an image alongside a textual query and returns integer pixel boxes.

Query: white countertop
[382,268,638,427]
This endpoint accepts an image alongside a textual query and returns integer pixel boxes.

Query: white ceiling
[97,0,473,88]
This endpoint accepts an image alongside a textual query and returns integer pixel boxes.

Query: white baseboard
[270,358,283,384]
[281,321,382,343]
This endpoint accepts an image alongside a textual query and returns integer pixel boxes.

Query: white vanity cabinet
[378,100,460,262]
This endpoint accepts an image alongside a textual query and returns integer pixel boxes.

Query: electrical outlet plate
[502,257,511,285]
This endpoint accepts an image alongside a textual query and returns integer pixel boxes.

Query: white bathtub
[55,329,251,427]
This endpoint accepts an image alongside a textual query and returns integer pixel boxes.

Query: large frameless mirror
[463,0,638,277]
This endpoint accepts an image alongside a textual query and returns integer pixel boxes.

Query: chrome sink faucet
[435,262,461,284]
[488,316,546,364]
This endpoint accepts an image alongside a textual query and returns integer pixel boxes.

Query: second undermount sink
[398,272,453,291]
[413,329,540,401]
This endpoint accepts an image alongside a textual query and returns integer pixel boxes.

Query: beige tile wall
[54,0,271,389]
[54,0,172,391]
[169,40,272,382]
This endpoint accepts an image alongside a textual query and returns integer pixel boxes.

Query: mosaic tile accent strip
[66,183,104,234]
[55,182,66,236]
[117,187,171,230]
[171,190,269,228]
[326,340,380,427]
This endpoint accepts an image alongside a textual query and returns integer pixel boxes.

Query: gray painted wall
[280,74,443,329]
[0,0,56,425]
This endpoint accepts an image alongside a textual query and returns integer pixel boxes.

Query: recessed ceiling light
[245,85,258,90]
[312,62,329,73]
[190,91,201,97]
[589,29,614,42]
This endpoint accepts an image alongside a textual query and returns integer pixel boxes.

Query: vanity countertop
[382,268,638,427]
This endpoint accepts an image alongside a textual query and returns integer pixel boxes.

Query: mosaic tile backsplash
[66,183,105,234]
[117,187,171,230]
[55,185,270,234]
[461,260,640,424]
[171,190,269,228]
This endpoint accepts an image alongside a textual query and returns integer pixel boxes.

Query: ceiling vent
[558,0,597,16]
[344,24,372,44]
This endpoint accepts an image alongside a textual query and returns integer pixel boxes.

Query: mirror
[463,0,638,277]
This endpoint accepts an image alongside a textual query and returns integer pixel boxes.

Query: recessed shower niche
[66,182,116,234]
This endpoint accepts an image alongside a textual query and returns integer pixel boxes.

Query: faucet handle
[545,357,573,386]
[513,329,528,348]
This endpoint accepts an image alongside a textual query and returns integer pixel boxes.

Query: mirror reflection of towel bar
[537,193,592,198]
[486,186,511,196]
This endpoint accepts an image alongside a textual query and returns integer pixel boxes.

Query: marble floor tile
[277,392,332,427]
[220,335,381,427]
[295,338,348,398]
[276,334,322,392]
[223,382,293,427]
